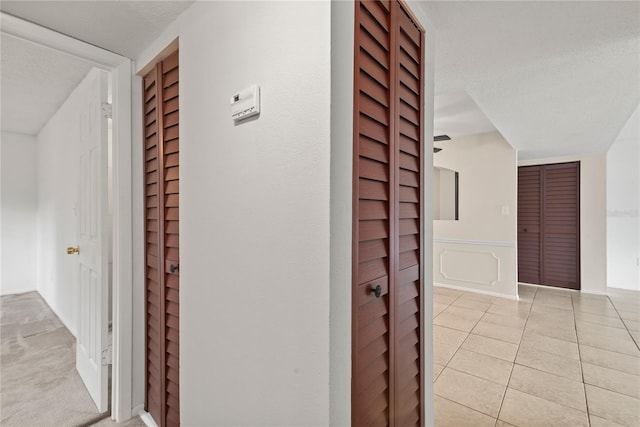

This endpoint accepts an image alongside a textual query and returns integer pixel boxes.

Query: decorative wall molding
[434,283,518,300]
[433,238,515,247]
[439,249,500,286]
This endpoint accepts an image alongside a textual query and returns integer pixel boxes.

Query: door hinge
[101,345,113,365]
[102,102,113,119]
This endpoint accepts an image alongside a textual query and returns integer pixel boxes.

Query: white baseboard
[580,289,609,296]
[33,290,78,338]
[518,282,609,296]
[607,285,640,292]
[519,282,577,293]
[132,404,145,417]
[434,282,518,300]
[138,410,159,427]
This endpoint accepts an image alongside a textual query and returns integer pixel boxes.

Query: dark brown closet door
[353,1,424,425]
[143,50,180,427]
[517,166,542,284]
[517,162,580,290]
[542,162,580,289]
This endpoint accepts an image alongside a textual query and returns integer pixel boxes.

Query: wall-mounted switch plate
[231,85,260,121]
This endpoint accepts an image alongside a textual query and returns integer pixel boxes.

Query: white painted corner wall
[329,0,354,424]
[133,1,436,425]
[137,1,332,424]
[182,2,331,423]
[607,105,640,291]
[433,131,518,299]
[35,68,105,335]
[1,132,38,295]
[519,153,607,294]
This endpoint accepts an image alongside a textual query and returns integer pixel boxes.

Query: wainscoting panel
[433,239,517,299]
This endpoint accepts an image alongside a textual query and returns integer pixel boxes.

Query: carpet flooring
[0,291,144,427]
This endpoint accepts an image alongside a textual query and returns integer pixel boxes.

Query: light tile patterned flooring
[433,284,640,427]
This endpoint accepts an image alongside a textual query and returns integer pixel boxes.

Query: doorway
[1,12,135,422]
[517,162,580,289]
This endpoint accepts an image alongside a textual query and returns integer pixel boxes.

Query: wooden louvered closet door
[517,166,542,285]
[518,162,580,290]
[353,1,424,425]
[541,162,580,289]
[143,50,180,427]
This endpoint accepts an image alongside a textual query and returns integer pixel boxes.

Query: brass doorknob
[67,246,80,255]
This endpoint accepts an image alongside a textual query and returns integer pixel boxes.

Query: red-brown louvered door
[353,1,424,425]
[518,162,580,289]
[143,50,180,427]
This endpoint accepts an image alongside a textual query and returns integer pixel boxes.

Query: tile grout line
[575,295,640,356]
[577,294,640,405]
[433,291,465,382]
[607,294,640,352]
[435,394,499,424]
[571,291,593,427]
[493,284,537,426]
[435,286,640,426]
[434,291,503,423]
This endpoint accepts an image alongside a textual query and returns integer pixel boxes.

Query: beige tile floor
[433,284,640,427]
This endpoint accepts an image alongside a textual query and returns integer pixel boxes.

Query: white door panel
[76,68,110,413]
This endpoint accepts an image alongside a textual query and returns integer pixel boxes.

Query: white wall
[434,167,456,220]
[607,106,639,290]
[130,71,146,416]
[134,1,436,425]
[433,165,441,218]
[519,153,608,294]
[36,68,102,335]
[330,0,354,424]
[414,3,436,423]
[433,131,518,299]
[138,1,331,424]
[1,132,38,295]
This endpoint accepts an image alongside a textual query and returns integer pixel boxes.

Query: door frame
[1,13,134,422]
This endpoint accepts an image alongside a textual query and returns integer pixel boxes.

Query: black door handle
[169,264,179,274]
[372,284,382,298]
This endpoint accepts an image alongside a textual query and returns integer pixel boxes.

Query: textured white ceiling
[422,1,640,159]
[434,92,496,139]
[0,1,193,135]
[1,33,94,135]
[616,104,639,143]
[2,0,638,156]
[0,1,194,58]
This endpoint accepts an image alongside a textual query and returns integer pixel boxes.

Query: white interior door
[76,68,110,413]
